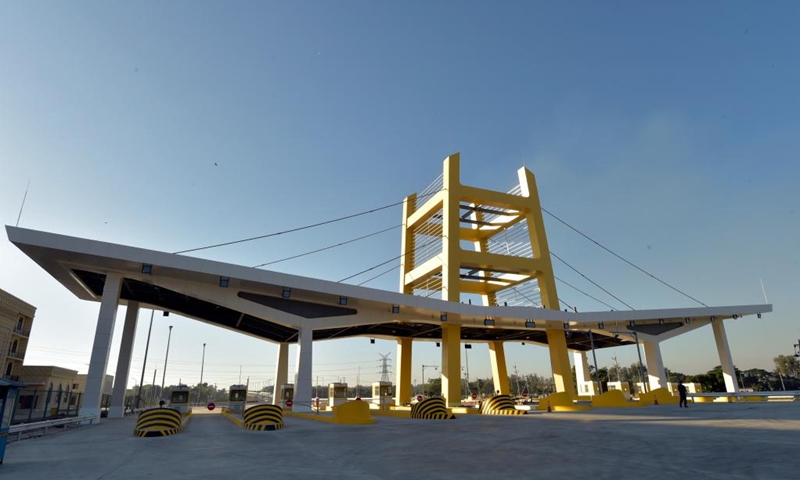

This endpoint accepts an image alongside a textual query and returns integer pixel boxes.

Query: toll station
[4,153,772,422]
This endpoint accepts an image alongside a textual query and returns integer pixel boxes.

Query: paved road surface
[3,403,799,479]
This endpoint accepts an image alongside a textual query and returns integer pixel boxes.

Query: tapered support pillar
[273,342,289,405]
[642,340,667,390]
[440,323,461,407]
[293,327,313,412]
[489,341,509,395]
[109,301,139,418]
[573,351,596,396]
[396,338,412,406]
[546,329,576,399]
[712,320,739,393]
[80,273,123,419]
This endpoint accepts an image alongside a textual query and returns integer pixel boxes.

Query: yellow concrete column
[546,329,576,398]
[398,194,417,294]
[440,323,462,407]
[395,337,413,406]
[441,153,462,302]
[518,167,559,309]
[489,341,510,395]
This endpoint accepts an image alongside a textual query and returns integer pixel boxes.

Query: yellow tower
[398,153,575,407]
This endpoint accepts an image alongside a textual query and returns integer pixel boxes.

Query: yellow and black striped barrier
[481,394,526,415]
[243,404,284,431]
[134,408,183,437]
[411,397,455,420]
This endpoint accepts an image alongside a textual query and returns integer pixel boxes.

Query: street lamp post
[161,325,173,398]
[421,365,437,397]
[136,310,155,409]
[198,343,206,404]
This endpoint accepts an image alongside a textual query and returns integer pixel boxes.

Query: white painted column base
[108,406,125,418]
[293,327,313,412]
[108,301,139,419]
[643,340,667,390]
[273,343,289,406]
[712,319,740,393]
[573,351,596,396]
[80,273,123,418]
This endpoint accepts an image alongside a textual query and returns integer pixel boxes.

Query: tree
[773,355,800,379]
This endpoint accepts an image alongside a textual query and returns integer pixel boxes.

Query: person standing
[677,380,688,408]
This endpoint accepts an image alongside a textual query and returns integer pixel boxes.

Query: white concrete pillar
[573,351,594,395]
[272,342,289,405]
[108,301,139,418]
[293,327,313,412]
[642,340,667,390]
[80,273,123,419]
[712,320,740,393]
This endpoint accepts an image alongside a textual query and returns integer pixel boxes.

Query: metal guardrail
[7,415,99,442]
[688,391,800,398]
[6,349,25,360]
[12,327,31,337]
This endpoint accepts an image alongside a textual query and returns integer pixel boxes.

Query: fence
[10,387,111,425]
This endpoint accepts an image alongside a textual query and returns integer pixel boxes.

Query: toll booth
[170,385,191,413]
[1,378,23,465]
[328,383,348,409]
[606,381,632,399]
[228,384,248,415]
[280,384,294,410]
[667,382,701,395]
[577,381,599,396]
[371,382,393,409]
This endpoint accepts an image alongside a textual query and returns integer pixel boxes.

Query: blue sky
[1,1,798,390]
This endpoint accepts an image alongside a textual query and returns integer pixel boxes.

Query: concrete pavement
[3,402,799,479]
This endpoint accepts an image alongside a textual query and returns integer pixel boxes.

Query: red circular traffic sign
[207,402,216,411]
[416,395,423,402]
[285,399,294,407]
[522,390,529,398]
[471,392,477,400]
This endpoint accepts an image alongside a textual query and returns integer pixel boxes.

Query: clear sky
[2,1,798,391]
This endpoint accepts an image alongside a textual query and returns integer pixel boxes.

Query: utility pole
[513,365,521,397]
[612,356,622,383]
[421,365,437,397]
[151,368,157,406]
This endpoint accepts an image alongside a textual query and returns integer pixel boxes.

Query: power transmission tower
[379,353,392,383]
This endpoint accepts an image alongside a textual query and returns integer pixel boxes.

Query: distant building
[0,287,36,382]
[17,365,80,418]
[20,365,78,391]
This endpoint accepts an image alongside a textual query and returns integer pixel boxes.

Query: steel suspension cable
[541,207,708,307]
[174,192,434,255]
[550,250,635,310]
[253,225,400,268]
